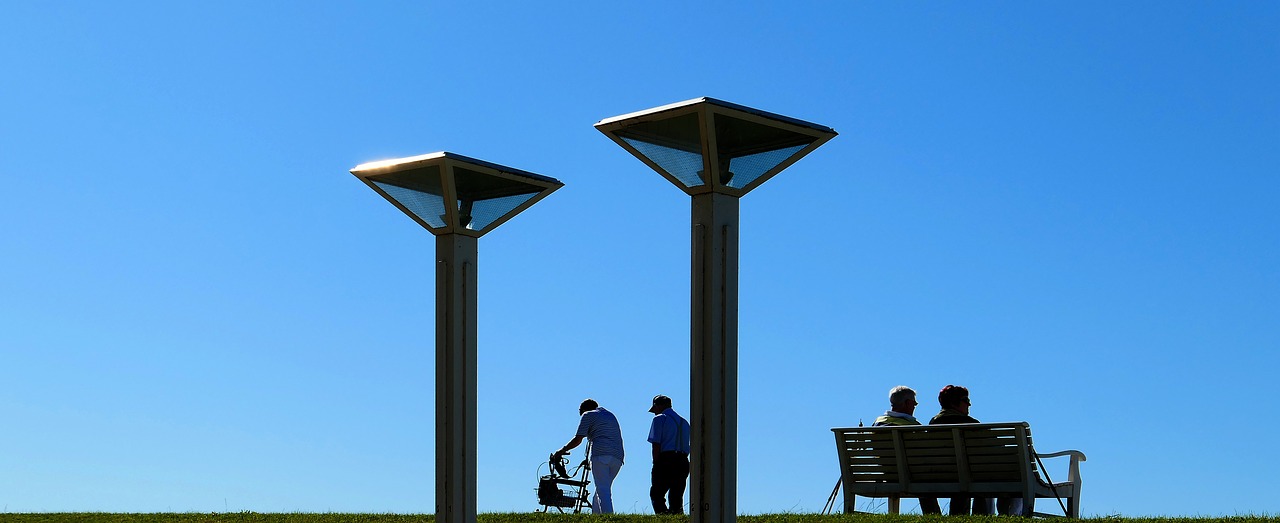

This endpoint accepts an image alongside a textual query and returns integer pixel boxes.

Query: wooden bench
[831,422,1086,517]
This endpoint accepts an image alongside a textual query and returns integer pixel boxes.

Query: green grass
[0,514,1277,523]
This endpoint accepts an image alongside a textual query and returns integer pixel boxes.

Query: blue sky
[2,1,1277,517]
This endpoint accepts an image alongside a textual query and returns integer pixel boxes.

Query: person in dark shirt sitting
[929,385,991,515]
[929,384,979,425]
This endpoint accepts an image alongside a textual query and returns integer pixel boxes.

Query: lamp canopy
[595,97,837,197]
[352,151,563,237]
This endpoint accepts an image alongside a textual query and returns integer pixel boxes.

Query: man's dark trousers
[651,451,690,514]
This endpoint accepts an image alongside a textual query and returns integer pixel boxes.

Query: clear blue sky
[2,1,1277,517]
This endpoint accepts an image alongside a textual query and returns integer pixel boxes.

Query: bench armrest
[1036,450,1086,461]
[1035,449,1086,484]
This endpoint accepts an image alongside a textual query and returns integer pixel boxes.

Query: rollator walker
[535,443,592,513]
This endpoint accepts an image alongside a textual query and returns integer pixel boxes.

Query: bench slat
[847,474,898,480]
[848,457,899,465]
[905,456,960,466]
[903,447,968,457]
[968,453,1020,463]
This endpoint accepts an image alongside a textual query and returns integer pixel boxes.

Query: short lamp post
[351,152,563,523]
[595,98,836,523]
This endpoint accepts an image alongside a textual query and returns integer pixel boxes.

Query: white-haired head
[888,385,918,412]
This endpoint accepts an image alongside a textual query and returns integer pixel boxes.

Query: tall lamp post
[595,98,835,523]
[351,152,563,523]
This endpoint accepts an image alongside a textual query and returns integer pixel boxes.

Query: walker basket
[537,475,588,509]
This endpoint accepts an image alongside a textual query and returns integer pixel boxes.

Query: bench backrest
[832,422,1039,496]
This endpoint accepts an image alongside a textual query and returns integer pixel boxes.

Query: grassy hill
[0,514,1276,523]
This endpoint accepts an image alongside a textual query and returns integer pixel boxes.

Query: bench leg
[888,496,900,514]
[1069,484,1082,518]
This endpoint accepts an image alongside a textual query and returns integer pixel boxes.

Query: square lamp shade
[352,151,563,237]
[595,97,837,197]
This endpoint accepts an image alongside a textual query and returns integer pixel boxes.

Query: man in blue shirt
[555,399,625,513]
[646,394,690,514]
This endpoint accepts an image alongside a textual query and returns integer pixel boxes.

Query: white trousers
[590,455,623,514]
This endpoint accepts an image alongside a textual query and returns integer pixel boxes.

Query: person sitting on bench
[929,385,990,515]
[872,385,941,515]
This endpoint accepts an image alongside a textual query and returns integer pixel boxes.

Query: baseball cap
[649,394,672,414]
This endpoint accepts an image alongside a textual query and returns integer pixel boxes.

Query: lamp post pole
[436,233,478,523]
[690,192,739,523]
[596,98,835,523]
[351,152,562,523]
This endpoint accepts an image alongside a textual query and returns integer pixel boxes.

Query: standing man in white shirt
[646,394,691,514]
[554,398,625,514]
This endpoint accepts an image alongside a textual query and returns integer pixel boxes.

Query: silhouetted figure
[647,394,691,514]
[873,385,941,515]
[554,399,625,514]
[929,385,991,515]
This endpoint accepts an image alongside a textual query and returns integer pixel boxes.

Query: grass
[0,514,1277,523]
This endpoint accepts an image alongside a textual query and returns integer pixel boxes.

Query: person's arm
[555,435,585,456]
[647,415,665,462]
